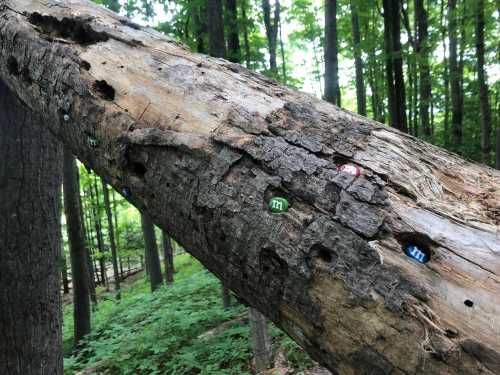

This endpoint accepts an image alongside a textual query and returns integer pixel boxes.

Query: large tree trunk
[0,79,63,374]
[324,0,340,106]
[207,0,225,58]
[1,2,500,374]
[63,149,91,345]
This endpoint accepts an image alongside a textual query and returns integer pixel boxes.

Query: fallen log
[0,1,499,373]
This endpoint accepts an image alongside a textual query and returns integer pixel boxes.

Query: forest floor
[63,254,330,374]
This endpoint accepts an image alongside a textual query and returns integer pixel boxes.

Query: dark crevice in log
[6,55,18,75]
[92,80,115,101]
[27,12,109,45]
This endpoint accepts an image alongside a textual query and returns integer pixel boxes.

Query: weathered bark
[350,1,366,116]
[0,79,63,374]
[140,212,163,291]
[101,179,121,299]
[324,0,340,106]
[249,307,272,372]
[161,230,174,283]
[475,0,492,164]
[1,2,500,373]
[63,149,91,345]
[207,0,225,58]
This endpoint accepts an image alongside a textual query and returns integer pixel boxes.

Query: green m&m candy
[268,197,289,213]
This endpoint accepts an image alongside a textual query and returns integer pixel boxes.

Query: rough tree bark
[0,79,63,374]
[63,149,91,344]
[0,2,499,374]
[249,307,272,372]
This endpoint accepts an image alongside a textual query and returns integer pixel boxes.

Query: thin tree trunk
[383,0,408,132]
[324,0,340,106]
[90,177,108,289]
[111,190,124,278]
[162,230,174,284]
[2,4,500,372]
[475,0,492,164]
[0,79,63,375]
[192,0,206,54]
[242,0,251,68]
[225,0,241,63]
[449,0,462,148]
[62,254,70,294]
[207,0,225,58]
[63,150,91,345]
[351,1,366,116]
[140,212,163,291]
[278,5,287,84]
[415,0,432,137]
[249,307,271,373]
[262,0,279,73]
[101,179,121,299]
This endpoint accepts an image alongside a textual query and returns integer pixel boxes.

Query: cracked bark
[0,1,499,373]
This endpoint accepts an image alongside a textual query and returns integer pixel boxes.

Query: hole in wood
[130,161,147,178]
[92,80,115,101]
[396,232,434,264]
[308,244,338,267]
[464,300,474,307]
[7,56,19,75]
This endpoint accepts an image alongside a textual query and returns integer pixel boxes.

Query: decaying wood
[0,1,499,373]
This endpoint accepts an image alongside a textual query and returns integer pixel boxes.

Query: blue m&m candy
[122,187,131,199]
[404,244,430,264]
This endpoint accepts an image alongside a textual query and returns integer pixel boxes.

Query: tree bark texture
[207,0,225,58]
[0,2,499,373]
[63,149,91,344]
[140,212,163,291]
[324,0,340,106]
[0,79,63,374]
[249,307,272,372]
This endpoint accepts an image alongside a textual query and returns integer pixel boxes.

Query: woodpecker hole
[93,80,115,101]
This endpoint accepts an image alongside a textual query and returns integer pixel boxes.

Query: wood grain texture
[0,1,499,373]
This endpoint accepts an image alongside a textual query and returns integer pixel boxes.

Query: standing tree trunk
[225,0,241,63]
[350,1,366,116]
[1,3,500,373]
[249,307,272,372]
[324,0,340,106]
[448,0,462,148]
[0,79,63,375]
[101,179,121,299]
[207,0,225,58]
[63,150,91,345]
[415,0,432,137]
[162,230,175,284]
[475,0,492,164]
[90,178,107,288]
[242,0,251,68]
[140,212,163,291]
[192,0,206,54]
[262,0,279,74]
[383,0,408,132]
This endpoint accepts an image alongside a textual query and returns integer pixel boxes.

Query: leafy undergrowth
[63,254,315,374]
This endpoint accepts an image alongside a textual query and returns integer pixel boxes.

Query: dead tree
[0,1,499,373]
